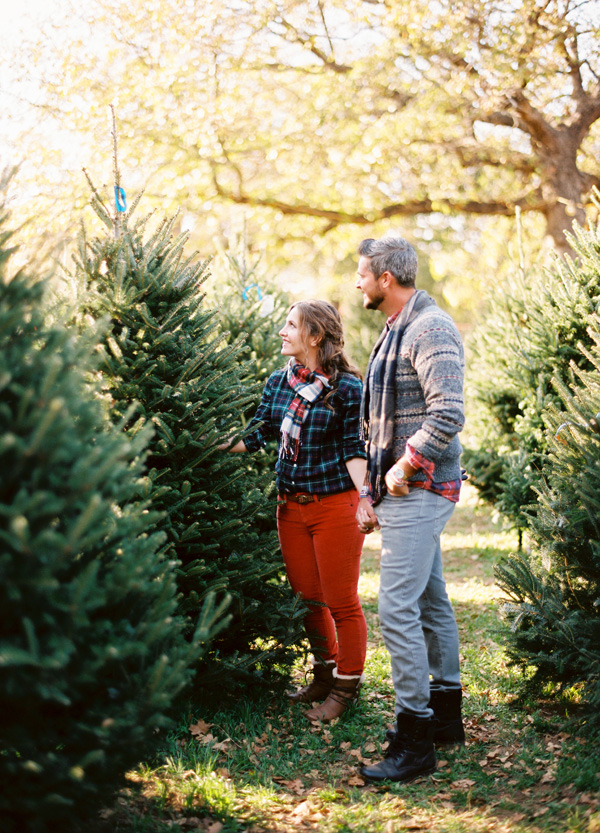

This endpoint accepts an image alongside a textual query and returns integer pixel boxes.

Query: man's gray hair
[358,236,418,287]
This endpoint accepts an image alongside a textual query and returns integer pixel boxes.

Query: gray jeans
[375,488,461,718]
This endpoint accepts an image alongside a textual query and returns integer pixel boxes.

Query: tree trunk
[542,135,588,256]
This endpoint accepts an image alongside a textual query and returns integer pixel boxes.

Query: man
[355,235,466,784]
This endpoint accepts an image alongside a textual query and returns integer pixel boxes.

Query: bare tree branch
[317,0,336,58]
[210,170,551,228]
[276,18,352,73]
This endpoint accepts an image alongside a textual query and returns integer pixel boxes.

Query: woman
[223,300,369,722]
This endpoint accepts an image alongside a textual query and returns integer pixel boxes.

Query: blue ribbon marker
[242,283,263,301]
[114,186,127,213]
[555,422,572,443]
[556,413,600,442]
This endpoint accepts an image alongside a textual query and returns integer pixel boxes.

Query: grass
[94,486,600,833]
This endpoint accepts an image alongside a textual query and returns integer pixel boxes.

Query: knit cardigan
[367,302,465,487]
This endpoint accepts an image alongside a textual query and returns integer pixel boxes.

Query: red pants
[277,489,367,677]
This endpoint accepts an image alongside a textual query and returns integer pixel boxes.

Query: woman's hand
[218,439,248,453]
[356,497,379,534]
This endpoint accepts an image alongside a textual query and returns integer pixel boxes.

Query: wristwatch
[388,463,408,488]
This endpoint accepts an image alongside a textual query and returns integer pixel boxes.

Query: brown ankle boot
[287,661,336,703]
[304,674,363,723]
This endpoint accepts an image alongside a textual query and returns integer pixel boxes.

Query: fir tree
[73,153,305,690]
[0,171,225,831]
[495,318,600,728]
[209,241,291,485]
[465,203,600,531]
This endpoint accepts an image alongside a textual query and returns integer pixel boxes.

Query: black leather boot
[428,688,465,745]
[385,688,465,746]
[360,713,436,783]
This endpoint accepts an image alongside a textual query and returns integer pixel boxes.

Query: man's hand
[384,471,410,496]
[356,497,380,534]
[385,455,417,496]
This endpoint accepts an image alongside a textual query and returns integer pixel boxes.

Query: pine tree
[73,159,305,690]
[0,171,225,830]
[465,203,600,531]
[495,318,600,727]
[208,241,291,485]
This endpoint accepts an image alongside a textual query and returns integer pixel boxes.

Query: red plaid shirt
[404,444,462,503]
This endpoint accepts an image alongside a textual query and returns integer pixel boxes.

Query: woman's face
[279,307,314,363]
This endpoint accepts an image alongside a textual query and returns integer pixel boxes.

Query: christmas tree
[495,317,600,727]
[0,170,224,830]
[72,139,305,691]
[208,239,291,485]
[465,203,600,532]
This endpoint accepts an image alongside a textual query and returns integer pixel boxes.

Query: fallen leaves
[272,777,306,795]
[95,664,595,833]
[165,818,223,831]
[290,799,324,821]
[451,778,476,790]
[476,744,517,774]
[539,765,557,784]
[95,708,597,833]
[189,719,212,738]
[188,718,237,758]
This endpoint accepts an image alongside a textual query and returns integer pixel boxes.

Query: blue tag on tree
[114,186,127,213]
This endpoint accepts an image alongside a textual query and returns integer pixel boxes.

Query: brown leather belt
[281,492,317,504]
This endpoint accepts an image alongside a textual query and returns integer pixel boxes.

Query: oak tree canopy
[4,0,600,260]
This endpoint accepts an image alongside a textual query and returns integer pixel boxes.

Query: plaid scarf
[360,290,437,505]
[280,360,330,461]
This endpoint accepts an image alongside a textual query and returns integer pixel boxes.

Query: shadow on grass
[91,487,598,833]
[94,684,599,833]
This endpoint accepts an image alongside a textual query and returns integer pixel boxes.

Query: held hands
[356,497,379,534]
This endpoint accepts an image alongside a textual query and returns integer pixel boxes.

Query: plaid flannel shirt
[404,444,462,504]
[244,368,366,495]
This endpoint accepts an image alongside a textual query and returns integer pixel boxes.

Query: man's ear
[380,270,394,288]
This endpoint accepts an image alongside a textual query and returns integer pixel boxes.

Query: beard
[364,289,385,310]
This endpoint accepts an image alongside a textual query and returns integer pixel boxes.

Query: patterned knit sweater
[368,304,465,484]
